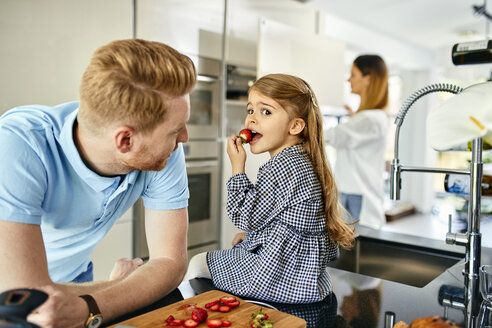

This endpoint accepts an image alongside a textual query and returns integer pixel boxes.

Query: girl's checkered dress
[207,144,339,303]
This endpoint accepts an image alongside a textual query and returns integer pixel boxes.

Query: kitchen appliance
[187,56,221,140]
[133,144,221,260]
[133,55,222,259]
[0,289,47,328]
[226,64,256,100]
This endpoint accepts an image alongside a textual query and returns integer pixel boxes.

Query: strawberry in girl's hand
[238,129,253,144]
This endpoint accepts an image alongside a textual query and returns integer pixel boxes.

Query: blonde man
[0,39,196,328]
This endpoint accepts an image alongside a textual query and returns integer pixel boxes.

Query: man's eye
[261,109,271,115]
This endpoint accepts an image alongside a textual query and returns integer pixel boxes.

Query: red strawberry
[219,305,231,312]
[225,300,239,308]
[238,129,253,144]
[183,319,199,328]
[219,296,237,304]
[222,320,232,327]
[191,307,208,323]
[166,315,175,324]
[168,319,184,326]
[209,304,219,311]
[207,319,223,328]
[205,300,219,308]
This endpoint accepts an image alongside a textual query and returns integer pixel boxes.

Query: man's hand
[231,232,246,247]
[27,285,88,328]
[109,258,144,281]
[227,136,246,175]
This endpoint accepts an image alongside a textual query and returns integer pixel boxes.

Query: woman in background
[325,54,389,229]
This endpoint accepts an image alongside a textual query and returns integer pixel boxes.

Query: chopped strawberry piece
[209,304,219,311]
[183,319,199,328]
[166,315,176,324]
[207,319,223,328]
[191,307,208,323]
[204,300,219,308]
[226,300,240,308]
[219,305,231,312]
[219,296,237,304]
[168,319,184,326]
[222,320,232,327]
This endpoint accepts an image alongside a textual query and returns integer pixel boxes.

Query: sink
[327,236,464,287]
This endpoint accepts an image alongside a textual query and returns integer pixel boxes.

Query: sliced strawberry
[219,305,231,312]
[205,300,219,308]
[238,129,252,144]
[207,319,223,328]
[225,300,240,308]
[166,315,176,324]
[168,319,184,326]
[222,320,232,327]
[209,304,219,311]
[191,307,208,323]
[219,296,237,304]
[183,319,199,328]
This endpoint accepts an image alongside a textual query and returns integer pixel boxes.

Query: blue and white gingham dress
[207,144,339,303]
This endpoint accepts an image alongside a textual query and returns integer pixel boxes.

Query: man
[0,38,196,328]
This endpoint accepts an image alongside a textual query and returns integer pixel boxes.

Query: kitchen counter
[106,221,491,328]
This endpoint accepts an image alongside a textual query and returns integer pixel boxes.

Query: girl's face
[245,90,300,157]
[348,64,370,96]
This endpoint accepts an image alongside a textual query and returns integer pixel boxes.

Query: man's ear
[114,126,135,153]
[289,118,306,136]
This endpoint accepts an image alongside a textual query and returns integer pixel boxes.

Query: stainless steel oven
[187,56,221,140]
[132,140,220,260]
[183,141,219,250]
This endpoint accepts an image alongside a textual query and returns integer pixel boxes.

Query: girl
[185,73,354,304]
[325,54,389,229]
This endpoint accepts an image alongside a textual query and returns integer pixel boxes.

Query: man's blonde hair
[78,39,197,133]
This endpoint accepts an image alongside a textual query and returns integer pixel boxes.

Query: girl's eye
[261,109,271,115]
[246,108,254,115]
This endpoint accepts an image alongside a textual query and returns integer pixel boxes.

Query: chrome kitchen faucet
[390,83,482,328]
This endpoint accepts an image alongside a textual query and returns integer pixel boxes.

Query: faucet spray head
[390,159,401,200]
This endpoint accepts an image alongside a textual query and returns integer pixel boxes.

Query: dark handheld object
[452,40,492,65]
[0,289,48,328]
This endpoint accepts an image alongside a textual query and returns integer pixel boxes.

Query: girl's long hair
[354,54,388,111]
[250,74,355,249]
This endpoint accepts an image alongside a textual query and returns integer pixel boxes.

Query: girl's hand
[231,232,246,247]
[344,104,355,116]
[109,257,144,281]
[227,135,246,175]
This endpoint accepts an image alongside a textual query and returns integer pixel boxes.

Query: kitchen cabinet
[225,0,318,67]
[136,0,225,59]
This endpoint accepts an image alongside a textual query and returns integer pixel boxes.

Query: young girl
[185,73,354,304]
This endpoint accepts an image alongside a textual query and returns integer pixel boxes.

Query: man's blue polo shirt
[0,102,189,282]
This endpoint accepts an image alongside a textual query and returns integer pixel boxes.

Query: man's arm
[20,207,188,328]
[88,207,189,321]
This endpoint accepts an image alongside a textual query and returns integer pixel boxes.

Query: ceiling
[304,0,491,51]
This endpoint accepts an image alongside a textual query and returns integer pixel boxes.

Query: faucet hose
[394,83,464,127]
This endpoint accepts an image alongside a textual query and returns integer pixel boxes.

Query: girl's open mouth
[250,131,262,144]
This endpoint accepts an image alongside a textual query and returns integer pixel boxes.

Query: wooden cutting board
[108,290,306,328]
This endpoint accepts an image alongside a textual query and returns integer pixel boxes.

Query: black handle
[0,289,48,319]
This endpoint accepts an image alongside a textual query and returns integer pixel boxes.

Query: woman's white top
[324,110,388,229]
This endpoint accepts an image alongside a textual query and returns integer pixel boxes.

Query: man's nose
[178,126,189,143]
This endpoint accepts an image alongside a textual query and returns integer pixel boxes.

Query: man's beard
[123,144,168,172]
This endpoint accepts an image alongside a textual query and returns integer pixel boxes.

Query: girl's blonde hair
[250,74,354,249]
[78,39,197,134]
[354,54,388,111]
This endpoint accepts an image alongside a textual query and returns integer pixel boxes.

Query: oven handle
[186,160,219,168]
[197,74,218,83]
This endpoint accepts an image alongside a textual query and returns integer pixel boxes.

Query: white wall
[0,0,133,113]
